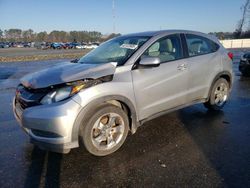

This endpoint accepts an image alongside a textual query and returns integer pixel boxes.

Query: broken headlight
[40,75,113,105]
[40,83,85,105]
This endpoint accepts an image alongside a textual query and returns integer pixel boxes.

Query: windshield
[78,36,150,66]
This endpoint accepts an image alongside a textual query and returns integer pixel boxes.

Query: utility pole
[112,0,116,33]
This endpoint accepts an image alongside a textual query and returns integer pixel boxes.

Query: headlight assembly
[40,75,113,105]
[40,75,113,104]
[40,83,85,105]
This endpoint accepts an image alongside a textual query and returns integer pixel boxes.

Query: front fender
[71,95,139,143]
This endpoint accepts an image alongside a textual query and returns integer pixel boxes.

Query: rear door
[132,34,189,120]
[184,34,221,102]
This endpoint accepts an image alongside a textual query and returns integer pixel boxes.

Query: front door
[132,34,189,120]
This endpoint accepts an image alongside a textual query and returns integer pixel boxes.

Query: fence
[220,39,250,49]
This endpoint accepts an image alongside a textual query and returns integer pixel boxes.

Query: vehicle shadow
[24,146,62,188]
[22,105,250,187]
[177,105,250,187]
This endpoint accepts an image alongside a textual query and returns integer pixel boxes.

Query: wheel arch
[71,95,139,144]
[207,71,232,100]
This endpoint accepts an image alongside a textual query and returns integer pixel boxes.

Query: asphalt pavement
[0,54,250,188]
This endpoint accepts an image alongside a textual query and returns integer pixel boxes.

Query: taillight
[228,52,233,60]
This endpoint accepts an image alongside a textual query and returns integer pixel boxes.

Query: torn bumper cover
[13,96,82,153]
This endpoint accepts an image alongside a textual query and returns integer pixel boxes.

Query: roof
[120,29,218,42]
[122,30,206,37]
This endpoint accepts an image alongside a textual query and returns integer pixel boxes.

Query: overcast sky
[0,0,244,34]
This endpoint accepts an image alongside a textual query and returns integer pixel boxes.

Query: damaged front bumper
[13,97,82,153]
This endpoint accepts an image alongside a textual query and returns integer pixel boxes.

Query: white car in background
[76,44,98,49]
[76,45,85,49]
[85,43,99,49]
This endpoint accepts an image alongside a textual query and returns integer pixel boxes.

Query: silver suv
[13,30,233,156]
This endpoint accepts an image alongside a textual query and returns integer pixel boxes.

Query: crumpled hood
[21,62,117,89]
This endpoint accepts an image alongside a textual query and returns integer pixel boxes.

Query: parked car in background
[4,42,11,48]
[0,42,9,48]
[75,42,99,49]
[23,42,31,48]
[51,42,62,49]
[10,42,17,47]
[75,43,86,49]
[84,43,99,49]
[239,52,250,76]
[92,42,99,48]
[60,43,68,49]
[35,42,51,49]
[16,43,24,48]
[69,42,79,49]
[13,30,233,156]
[44,42,52,49]
[75,45,85,49]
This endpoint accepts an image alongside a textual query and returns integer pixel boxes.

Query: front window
[141,34,183,63]
[78,36,150,66]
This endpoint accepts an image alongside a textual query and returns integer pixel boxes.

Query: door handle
[177,64,187,71]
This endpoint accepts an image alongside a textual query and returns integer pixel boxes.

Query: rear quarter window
[209,39,220,52]
[185,34,219,57]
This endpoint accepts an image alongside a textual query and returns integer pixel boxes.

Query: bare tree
[22,29,34,42]
[36,31,47,42]
[2,28,104,42]
[235,0,250,38]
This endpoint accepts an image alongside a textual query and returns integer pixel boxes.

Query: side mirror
[138,57,160,68]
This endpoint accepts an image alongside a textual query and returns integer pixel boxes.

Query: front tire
[79,103,129,156]
[204,78,229,111]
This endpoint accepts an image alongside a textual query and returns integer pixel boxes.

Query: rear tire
[79,103,129,156]
[204,78,229,111]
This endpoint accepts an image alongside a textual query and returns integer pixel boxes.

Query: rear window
[185,34,219,57]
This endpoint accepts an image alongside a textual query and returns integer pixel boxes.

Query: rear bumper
[13,97,82,153]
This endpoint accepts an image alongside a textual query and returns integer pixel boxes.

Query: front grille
[14,100,24,119]
[17,98,28,109]
[15,84,46,110]
[16,97,39,110]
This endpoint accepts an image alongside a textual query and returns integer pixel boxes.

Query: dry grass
[0,48,90,62]
[0,53,85,62]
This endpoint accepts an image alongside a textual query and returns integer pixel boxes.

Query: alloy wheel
[91,113,125,151]
[214,82,228,106]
